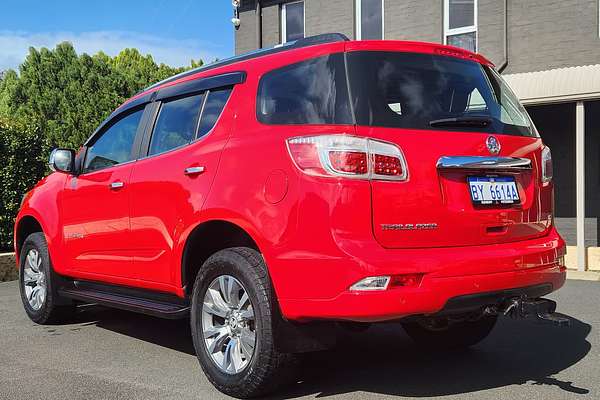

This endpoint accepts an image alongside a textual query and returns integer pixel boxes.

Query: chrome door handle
[110,181,125,189]
[184,166,205,175]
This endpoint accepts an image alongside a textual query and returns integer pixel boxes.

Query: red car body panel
[365,127,552,249]
[61,163,135,279]
[15,38,566,322]
[128,102,232,287]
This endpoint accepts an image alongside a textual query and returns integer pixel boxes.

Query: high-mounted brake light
[434,47,475,60]
[541,146,553,183]
[286,135,408,181]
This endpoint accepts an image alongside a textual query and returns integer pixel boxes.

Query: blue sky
[0,0,234,71]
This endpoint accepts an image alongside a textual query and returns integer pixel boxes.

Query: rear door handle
[109,181,125,190]
[184,166,205,176]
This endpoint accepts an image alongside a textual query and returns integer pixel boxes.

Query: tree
[0,42,202,250]
[0,43,194,149]
[0,118,46,249]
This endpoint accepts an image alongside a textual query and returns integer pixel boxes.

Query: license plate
[468,176,520,205]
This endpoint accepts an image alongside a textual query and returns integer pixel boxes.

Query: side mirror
[49,148,75,174]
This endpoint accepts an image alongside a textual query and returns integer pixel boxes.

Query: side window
[196,88,232,139]
[149,94,204,156]
[257,53,353,125]
[84,108,144,173]
[466,88,487,112]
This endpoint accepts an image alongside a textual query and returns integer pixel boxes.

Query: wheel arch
[14,214,45,265]
[180,219,263,296]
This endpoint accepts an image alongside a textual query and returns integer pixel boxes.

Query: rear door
[346,48,552,251]
[129,86,234,288]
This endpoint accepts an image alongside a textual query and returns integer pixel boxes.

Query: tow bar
[484,297,571,327]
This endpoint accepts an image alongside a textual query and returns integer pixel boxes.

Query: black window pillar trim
[138,101,162,161]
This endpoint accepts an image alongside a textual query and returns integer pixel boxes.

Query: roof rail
[143,33,349,92]
[293,33,349,47]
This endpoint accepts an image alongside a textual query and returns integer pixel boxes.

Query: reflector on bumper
[349,276,390,291]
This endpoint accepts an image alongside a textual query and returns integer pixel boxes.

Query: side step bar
[59,281,190,320]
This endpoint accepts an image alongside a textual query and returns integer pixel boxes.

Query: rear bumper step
[439,284,553,315]
[59,281,189,319]
[437,284,570,326]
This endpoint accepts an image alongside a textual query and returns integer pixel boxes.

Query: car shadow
[76,306,592,398]
[274,316,592,399]
[71,305,196,356]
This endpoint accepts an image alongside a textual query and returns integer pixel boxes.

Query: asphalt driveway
[0,280,597,400]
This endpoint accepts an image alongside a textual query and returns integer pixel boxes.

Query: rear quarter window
[257,53,352,125]
[197,88,232,138]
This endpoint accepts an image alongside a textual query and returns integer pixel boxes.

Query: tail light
[286,135,407,181]
[541,146,553,183]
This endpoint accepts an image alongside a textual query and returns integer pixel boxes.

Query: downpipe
[484,296,571,327]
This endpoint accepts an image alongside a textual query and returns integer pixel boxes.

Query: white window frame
[281,1,305,44]
[444,0,478,51]
[355,0,385,40]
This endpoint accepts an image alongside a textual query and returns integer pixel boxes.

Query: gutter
[497,0,509,73]
[256,0,262,49]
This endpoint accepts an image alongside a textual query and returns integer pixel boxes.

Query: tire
[402,315,497,350]
[190,247,295,398]
[18,232,75,324]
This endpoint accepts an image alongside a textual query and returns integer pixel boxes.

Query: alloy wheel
[22,249,47,311]
[202,275,256,374]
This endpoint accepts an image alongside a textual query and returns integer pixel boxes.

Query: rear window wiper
[429,116,493,128]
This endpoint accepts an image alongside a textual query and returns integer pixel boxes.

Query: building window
[282,1,304,43]
[444,0,477,52]
[356,0,384,40]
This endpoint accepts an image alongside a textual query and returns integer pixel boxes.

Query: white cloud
[0,30,228,71]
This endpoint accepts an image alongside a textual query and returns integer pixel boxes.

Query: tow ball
[484,297,571,327]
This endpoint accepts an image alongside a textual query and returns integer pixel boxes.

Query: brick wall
[305,0,354,39]
[505,0,600,74]
[236,0,600,73]
[384,0,442,43]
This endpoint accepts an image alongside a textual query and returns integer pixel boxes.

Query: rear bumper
[276,228,566,322]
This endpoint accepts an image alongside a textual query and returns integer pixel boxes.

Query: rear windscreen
[256,50,537,137]
[346,51,538,137]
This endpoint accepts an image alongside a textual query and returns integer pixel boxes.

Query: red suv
[15,34,567,398]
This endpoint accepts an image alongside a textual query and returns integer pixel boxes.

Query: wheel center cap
[228,314,239,330]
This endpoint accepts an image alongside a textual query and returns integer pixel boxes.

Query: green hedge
[0,118,47,250]
[0,43,203,251]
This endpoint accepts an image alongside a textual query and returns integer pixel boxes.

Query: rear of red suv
[253,40,565,324]
[14,34,566,399]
